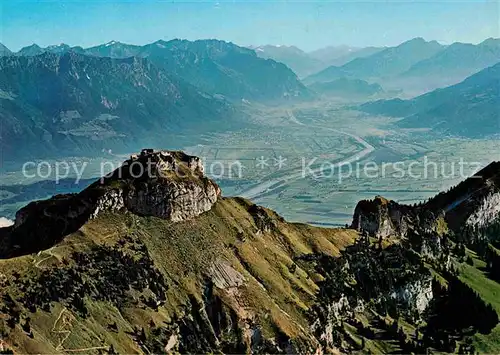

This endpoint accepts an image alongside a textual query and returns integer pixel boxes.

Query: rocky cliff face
[3,150,220,256]
[390,278,433,315]
[96,150,220,222]
[466,192,500,229]
[352,162,500,246]
[351,196,414,238]
[308,238,436,352]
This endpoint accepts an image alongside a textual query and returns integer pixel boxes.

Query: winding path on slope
[240,111,375,200]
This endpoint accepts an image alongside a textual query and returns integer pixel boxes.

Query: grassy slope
[0,197,358,353]
[5,193,497,353]
[458,253,500,353]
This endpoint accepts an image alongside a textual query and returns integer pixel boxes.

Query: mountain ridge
[250,44,387,78]
[359,61,500,137]
[304,37,445,84]
[0,150,499,353]
[399,38,500,88]
[0,42,12,56]
[0,51,243,160]
[6,39,310,102]
[135,39,310,101]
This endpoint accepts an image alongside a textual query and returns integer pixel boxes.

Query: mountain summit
[17,43,44,56]
[3,149,220,256]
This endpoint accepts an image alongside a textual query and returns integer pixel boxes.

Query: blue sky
[1,0,499,52]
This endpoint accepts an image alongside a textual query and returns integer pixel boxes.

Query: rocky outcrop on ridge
[1,149,220,256]
[352,162,500,246]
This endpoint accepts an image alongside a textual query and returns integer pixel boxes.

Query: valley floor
[1,100,499,226]
[186,101,500,226]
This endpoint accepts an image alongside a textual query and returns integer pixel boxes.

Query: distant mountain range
[5,37,499,94]
[308,45,362,63]
[0,39,314,160]
[0,52,243,160]
[18,43,86,56]
[399,38,500,86]
[134,40,309,101]
[304,38,444,84]
[1,36,498,161]
[250,44,385,78]
[250,45,324,78]
[303,37,500,94]
[2,39,309,102]
[307,77,383,99]
[360,62,500,137]
[322,46,386,67]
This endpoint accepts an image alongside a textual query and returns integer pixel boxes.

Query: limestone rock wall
[351,196,407,238]
[124,179,219,222]
[466,192,500,229]
[390,278,433,315]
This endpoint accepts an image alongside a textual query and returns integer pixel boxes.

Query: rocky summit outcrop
[101,149,220,222]
[1,149,220,257]
[352,196,400,238]
[351,196,417,238]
